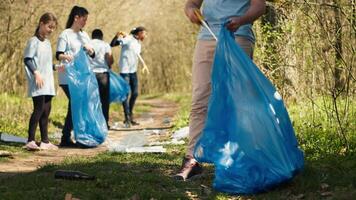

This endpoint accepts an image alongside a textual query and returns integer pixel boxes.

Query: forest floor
[0,98,178,173]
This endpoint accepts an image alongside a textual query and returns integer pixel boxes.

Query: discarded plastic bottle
[54,170,96,181]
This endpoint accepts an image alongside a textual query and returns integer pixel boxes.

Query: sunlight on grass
[1,93,356,199]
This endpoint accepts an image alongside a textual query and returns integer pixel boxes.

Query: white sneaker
[39,142,58,150]
[25,141,40,151]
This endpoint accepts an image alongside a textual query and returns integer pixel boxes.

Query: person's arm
[110,31,127,47]
[56,35,74,62]
[105,52,113,69]
[24,57,36,74]
[83,43,95,58]
[24,57,44,88]
[81,31,95,58]
[226,0,266,32]
[104,43,114,69]
[184,0,203,24]
[56,51,73,62]
[24,38,44,88]
[110,35,120,47]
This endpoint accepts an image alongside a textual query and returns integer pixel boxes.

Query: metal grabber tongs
[194,9,218,41]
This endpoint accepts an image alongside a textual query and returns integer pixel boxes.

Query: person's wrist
[185,4,196,15]
[236,17,244,27]
[60,55,66,61]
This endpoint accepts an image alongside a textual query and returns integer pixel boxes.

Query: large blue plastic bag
[109,70,129,103]
[66,49,107,147]
[193,27,304,194]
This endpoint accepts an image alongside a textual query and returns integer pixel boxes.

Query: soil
[0,98,178,173]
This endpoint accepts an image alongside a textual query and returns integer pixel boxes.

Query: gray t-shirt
[117,35,141,74]
[24,36,55,97]
[199,0,255,42]
[89,39,111,73]
[56,28,91,85]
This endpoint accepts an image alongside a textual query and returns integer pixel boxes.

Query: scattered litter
[294,194,305,199]
[48,131,62,140]
[55,170,95,181]
[111,122,122,129]
[141,117,154,124]
[129,194,140,200]
[320,183,330,190]
[172,126,189,140]
[162,117,171,125]
[65,193,81,200]
[108,142,166,153]
[143,129,166,136]
[200,184,212,195]
[123,146,166,153]
[110,125,172,131]
[0,150,12,157]
[107,131,166,153]
[107,132,147,152]
[120,132,147,146]
[0,132,27,144]
[320,191,333,197]
[149,139,185,146]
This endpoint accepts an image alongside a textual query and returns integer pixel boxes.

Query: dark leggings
[120,72,138,119]
[95,72,110,127]
[28,95,53,143]
[60,85,73,142]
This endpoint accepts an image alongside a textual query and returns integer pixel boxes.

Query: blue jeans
[120,72,138,120]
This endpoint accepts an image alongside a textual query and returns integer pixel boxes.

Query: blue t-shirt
[198,0,255,42]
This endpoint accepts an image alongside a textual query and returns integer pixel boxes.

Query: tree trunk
[333,0,343,91]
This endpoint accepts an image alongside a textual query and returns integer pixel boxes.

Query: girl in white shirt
[110,26,147,128]
[56,6,95,147]
[23,13,59,151]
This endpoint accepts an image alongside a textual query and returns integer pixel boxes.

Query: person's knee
[131,91,138,99]
[191,86,210,111]
[190,104,207,115]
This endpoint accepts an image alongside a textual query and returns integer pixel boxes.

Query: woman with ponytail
[56,5,95,147]
[110,26,147,128]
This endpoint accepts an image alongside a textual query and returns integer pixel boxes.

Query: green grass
[1,146,355,199]
[1,93,356,199]
[0,93,67,138]
[161,93,191,131]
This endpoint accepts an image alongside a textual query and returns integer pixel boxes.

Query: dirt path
[0,98,178,173]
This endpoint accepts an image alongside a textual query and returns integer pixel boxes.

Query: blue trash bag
[193,27,304,194]
[109,70,129,103]
[66,48,108,147]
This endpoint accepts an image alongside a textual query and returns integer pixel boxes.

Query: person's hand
[116,31,127,38]
[83,44,94,56]
[55,64,65,73]
[34,71,44,89]
[62,54,73,62]
[185,7,201,25]
[226,16,243,32]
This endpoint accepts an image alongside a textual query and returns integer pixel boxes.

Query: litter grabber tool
[137,53,150,74]
[194,9,218,41]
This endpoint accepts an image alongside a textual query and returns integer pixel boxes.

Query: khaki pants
[187,37,254,157]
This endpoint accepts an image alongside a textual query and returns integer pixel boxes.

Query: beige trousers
[186,37,254,156]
